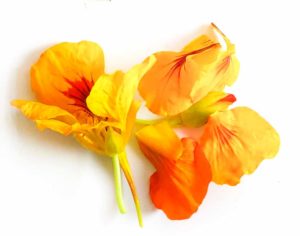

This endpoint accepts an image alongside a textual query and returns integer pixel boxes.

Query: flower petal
[11,100,78,135]
[136,122,211,219]
[136,122,183,161]
[200,107,280,185]
[138,23,239,116]
[210,23,240,91]
[86,56,155,127]
[123,100,141,143]
[138,45,221,116]
[31,41,104,120]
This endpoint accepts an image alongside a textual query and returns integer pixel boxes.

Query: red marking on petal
[63,77,94,112]
[168,43,220,78]
[218,94,236,103]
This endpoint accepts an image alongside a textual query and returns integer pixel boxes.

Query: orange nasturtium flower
[11,41,155,226]
[136,122,212,219]
[138,23,239,116]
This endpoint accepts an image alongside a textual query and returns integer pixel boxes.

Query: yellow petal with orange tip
[200,107,280,185]
[136,122,212,220]
[31,41,104,119]
[11,100,78,135]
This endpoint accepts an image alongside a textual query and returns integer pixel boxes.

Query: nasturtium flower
[136,122,212,220]
[11,41,155,226]
[138,23,239,116]
[199,107,280,185]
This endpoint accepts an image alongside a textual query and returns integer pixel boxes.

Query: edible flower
[11,41,155,226]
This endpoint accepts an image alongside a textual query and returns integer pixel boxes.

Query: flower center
[62,77,103,124]
[63,77,94,110]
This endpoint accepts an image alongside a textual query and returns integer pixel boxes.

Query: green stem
[112,154,126,214]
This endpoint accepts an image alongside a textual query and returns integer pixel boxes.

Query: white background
[1,0,299,235]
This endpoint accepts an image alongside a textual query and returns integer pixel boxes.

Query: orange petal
[136,122,211,219]
[200,107,280,185]
[31,41,104,122]
[138,23,239,116]
[138,44,221,116]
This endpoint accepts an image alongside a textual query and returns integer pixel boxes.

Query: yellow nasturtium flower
[11,41,155,226]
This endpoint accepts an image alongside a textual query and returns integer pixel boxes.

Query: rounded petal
[136,123,212,219]
[138,23,239,116]
[31,41,104,118]
[200,107,280,185]
[138,45,221,116]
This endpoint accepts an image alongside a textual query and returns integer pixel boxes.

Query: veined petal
[11,100,79,135]
[210,23,240,91]
[86,56,155,127]
[31,41,104,122]
[200,107,280,185]
[138,23,239,116]
[136,122,211,219]
[138,45,221,116]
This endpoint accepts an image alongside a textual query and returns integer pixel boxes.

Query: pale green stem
[112,154,126,214]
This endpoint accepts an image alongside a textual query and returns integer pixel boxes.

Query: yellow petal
[86,56,156,126]
[210,23,240,91]
[200,107,280,185]
[11,100,78,135]
[124,100,141,143]
[136,122,183,161]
